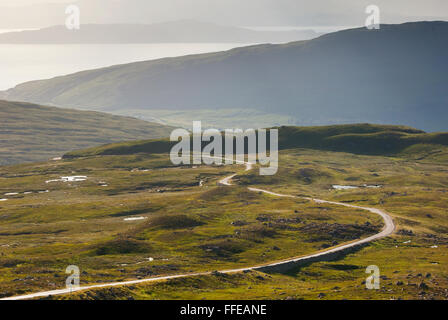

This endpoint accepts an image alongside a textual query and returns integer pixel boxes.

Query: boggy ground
[50,147,448,300]
[0,152,381,298]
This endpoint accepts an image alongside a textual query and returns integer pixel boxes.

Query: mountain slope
[0,21,319,44]
[2,21,448,131]
[0,100,173,165]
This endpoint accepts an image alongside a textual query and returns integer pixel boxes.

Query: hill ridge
[63,123,448,159]
[0,100,173,165]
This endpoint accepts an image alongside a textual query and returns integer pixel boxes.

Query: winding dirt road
[1,158,394,300]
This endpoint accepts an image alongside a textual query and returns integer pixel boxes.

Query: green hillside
[0,100,173,165]
[276,124,448,155]
[64,123,448,159]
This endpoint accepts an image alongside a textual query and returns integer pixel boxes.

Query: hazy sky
[0,0,447,28]
[1,0,70,4]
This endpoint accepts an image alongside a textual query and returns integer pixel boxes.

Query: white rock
[46,176,87,183]
[332,185,358,190]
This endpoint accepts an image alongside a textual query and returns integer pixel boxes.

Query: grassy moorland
[0,152,380,298]
[60,145,448,300]
[0,124,447,300]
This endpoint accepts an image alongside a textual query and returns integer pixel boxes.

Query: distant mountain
[0,21,319,44]
[2,21,448,132]
[0,100,173,165]
[0,0,365,29]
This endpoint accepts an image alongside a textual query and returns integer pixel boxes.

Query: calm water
[0,43,253,90]
[0,28,38,34]
[245,25,356,33]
